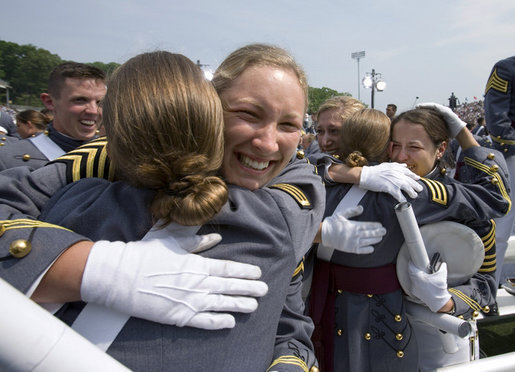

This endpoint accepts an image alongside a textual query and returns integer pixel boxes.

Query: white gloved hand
[319,205,386,259]
[81,234,269,330]
[359,162,422,202]
[416,102,467,138]
[408,260,451,312]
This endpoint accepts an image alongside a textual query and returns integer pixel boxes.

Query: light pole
[196,60,213,80]
[351,51,365,101]
[362,69,386,108]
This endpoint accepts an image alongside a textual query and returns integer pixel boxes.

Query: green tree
[0,40,62,105]
[0,40,120,106]
[88,61,120,77]
[308,86,351,114]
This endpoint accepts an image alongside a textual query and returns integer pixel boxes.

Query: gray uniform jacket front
[484,55,515,157]
[0,123,87,171]
[309,146,510,372]
[0,138,325,372]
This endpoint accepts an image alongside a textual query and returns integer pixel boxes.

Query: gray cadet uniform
[0,123,88,171]
[308,146,510,372]
[0,138,324,372]
[485,56,515,157]
[0,111,19,138]
[484,55,515,287]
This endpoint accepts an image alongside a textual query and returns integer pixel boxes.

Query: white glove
[319,205,386,258]
[408,260,451,312]
[81,234,269,330]
[416,102,467,138]
[359,162,422,202]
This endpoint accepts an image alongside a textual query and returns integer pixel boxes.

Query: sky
[1,0,514,113]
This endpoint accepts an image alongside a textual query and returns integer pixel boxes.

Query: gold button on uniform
[0,143,4,146]
[337,289,343,294]
[9,239,32,258]
[491,178,499,185]
[472,311,479,319]
[310,366,320,372]
[396,333,403,341]
[367,294,373,298]
[337,329,342,336]
[364,333,371,341]
[397,351,404,358]
[394,315,402,322]
[487,153,495,160]
[22,154,31,161]
[1,137,6,141]
[483,306,490,314]
[490,165,499,172]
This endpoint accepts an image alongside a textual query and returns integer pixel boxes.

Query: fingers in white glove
[81,239,269,330]
[340,205,364,219]
[407,260,451,312]
[360,162,422,203]
[415,102,466,138]
[320,207,386,256]
[183,233,222,253]
[186,312,236,330]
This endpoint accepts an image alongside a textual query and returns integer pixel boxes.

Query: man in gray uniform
[484,55,515,287]
[0,62,106,170]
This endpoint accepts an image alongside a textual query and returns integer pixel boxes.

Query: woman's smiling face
[389,119,445,176]
[220,65,305,190]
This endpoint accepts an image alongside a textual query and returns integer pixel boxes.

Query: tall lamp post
[196,60,213,81]
[351,51,365,101]
[362,69,386,108]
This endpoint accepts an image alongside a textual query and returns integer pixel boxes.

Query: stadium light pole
[196,60,213,81]
[362,68,386,108]
[351,51,365,101]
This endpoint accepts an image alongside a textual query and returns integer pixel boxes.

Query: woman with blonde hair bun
[102,51,227,226]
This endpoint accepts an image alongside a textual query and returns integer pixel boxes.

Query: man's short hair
[48,62,106,98]
[387,103,397,111]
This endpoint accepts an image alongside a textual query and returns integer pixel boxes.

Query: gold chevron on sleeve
[0,219,73,234]
[269,183,312,209]
[485,68,508,95]
[49,137,115,183]
[292,258,305,279]
[464,157,511,212]
[420,178,448,205]
[448,288,482,312]
[267,355,309,372]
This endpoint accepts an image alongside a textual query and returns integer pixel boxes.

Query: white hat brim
[396,221,484,303]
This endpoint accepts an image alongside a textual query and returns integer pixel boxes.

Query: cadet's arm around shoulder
[455,127,480,150]
[327,162,361,184]
[31,240,93,303]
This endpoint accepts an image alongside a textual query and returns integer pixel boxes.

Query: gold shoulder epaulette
[48,137,115,184]
[485,68,508,95]
[420,177,448,206]
[269,183,312,209]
